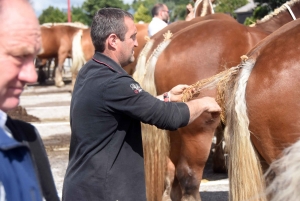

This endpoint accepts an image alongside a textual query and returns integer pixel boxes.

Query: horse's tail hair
[71,29,86,75]
[264,139,300,201]
[133,39,154,84]
[181,58,266,200]
[225,59,266,201]
[134,37,171,201]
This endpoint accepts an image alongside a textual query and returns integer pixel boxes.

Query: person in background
[185,3,195,21]
[148,3,170,37]
[62,7,221,201]
[0,0,59,200]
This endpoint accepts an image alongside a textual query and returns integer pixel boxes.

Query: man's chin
[1,98,20,112]
[130,55,135,63]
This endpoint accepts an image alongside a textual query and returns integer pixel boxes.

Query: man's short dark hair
[90,8,134,53]
[151,3,165,17]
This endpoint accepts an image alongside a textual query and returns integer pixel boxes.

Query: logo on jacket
[130,83,143,94]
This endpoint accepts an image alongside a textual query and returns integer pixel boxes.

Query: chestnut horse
[133,0,300,200]
[192,17,300,201]
[37,24,84,87]
[217,18,300,201]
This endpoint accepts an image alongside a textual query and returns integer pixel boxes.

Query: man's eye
[131,35,136,40]
[15,55,29,60]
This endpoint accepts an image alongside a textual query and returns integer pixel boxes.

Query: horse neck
[255,1,300,33]
[194,0,214,17]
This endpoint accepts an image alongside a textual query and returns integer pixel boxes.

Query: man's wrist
[163,92,170,102]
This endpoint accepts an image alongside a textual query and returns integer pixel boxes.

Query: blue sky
[31,0,134,17]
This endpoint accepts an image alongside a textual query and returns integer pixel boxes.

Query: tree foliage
[72,6,91,26]
[134,4,152,23]
[39,6,67,24]
[254,0,287,10]
[214,0,248,17]
[244,0,288,25]
[82,0,129,21]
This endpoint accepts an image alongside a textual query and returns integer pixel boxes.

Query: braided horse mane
[193,0,215,18]
[250,0,300,26]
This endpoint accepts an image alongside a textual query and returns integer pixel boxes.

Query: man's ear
[107,34,118,49]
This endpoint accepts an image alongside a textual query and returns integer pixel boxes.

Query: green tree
[72,6,91,26]
[39,6,67,24]
[82,0,130,21]
[132,0,157,12]
[254,0,287,10]
[244,0,288,25]
[215,0,248,18]
[244,4,269,25]
[134,4,152,23]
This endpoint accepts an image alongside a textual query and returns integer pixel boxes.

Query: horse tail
[134,36,172,201]
[133,38,154,84]
[181,58,266,201]
[224,59,266,201]
[71,29,86,75]
[264,139,300,201]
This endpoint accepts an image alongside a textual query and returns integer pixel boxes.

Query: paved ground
[14,80,229,200]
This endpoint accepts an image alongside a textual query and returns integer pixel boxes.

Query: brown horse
[37,24,84,87]
[218,18,300,201]
[133,0,300,200]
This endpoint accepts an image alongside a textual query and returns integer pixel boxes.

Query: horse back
[39,25,81,58]
[246,19,300,163]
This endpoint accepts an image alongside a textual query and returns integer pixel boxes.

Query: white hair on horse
[41,22,88,29]
[264,139,300,201]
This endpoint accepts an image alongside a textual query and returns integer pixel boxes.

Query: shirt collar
[0,110,7,130]
[93,52,128,74]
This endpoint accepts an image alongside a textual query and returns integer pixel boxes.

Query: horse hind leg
[176,163,202,201]
[55,52,68,87]
[212,123,227,173]
[162,158,175,201]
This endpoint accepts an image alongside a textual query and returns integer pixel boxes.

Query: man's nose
[19,60,38,84]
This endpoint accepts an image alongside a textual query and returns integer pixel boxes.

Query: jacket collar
[0,110,7,130]
[92,52,128,74]
[0,126,24,150]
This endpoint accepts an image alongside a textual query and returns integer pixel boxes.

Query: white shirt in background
[148,17,168,37]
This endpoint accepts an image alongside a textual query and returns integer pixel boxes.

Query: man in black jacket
[0,0,59,200]
[62,8,221,201]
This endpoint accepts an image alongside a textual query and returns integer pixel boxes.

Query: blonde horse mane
[257,0,299,23]
[182,57,267,201]
[133,31,173,201]
[264,139,300,201]
[194,0,214,18]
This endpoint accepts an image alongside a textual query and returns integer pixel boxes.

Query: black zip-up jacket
[62,52,190,201]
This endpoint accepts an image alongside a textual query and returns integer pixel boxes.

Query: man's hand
[169,84,189,102]
[185,97,221,124]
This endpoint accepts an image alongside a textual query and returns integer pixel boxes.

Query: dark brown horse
[134,0,300,200]
[37,24,84,87]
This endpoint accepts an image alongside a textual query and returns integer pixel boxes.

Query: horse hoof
[55,81,65,87]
